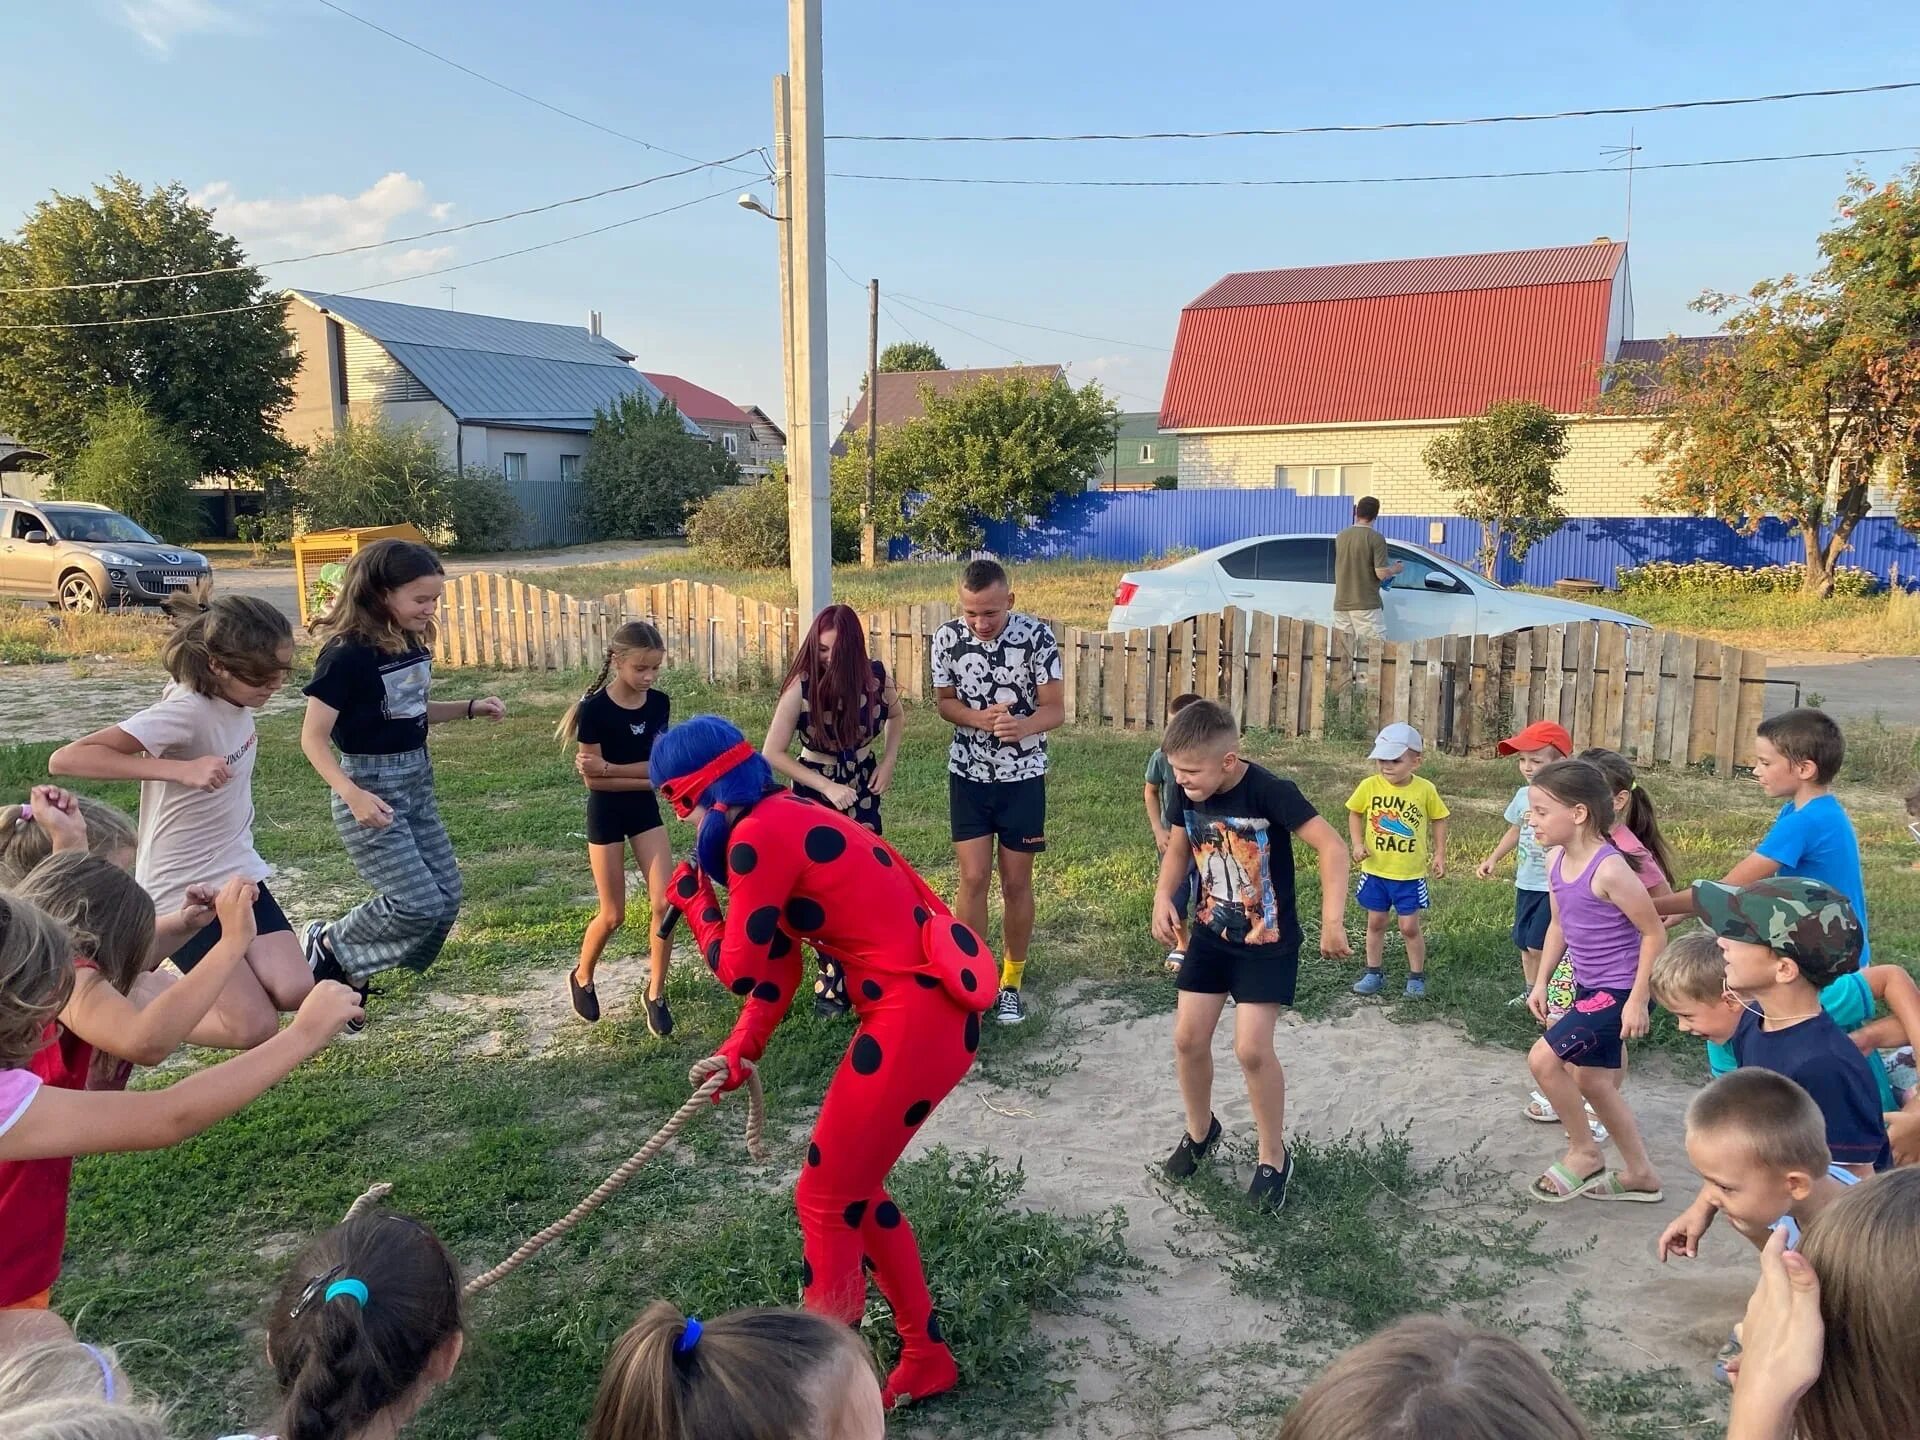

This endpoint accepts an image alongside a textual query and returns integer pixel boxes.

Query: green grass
[5,662,1918,1437]
[1537,583,1920,657]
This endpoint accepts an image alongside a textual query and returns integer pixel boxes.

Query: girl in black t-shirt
[555,622,675,1033]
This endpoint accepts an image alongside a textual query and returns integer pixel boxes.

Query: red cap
[1497,721,1573,758]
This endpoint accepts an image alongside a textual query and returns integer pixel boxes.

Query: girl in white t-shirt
[50,586,310,1047]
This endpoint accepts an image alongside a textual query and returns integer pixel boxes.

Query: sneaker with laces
[305,921,369,1033]
[1164,1113,1221,1180]
[995,986,1027,1026]
[1351,968,1386,996]
[1248,1151,1294,1212]
[645,992,673,1038]
[1404,975,1427,998]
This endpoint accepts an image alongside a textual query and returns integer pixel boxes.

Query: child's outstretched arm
[49,723,230,791]
[1656,1189,1719,1261]
[1296,816,1353,959]
[0,981,362,1162]
[1854,964,1920,1053]
[427,696,505,724]
[1653,850,1780,917]
[1476,823,1521,879]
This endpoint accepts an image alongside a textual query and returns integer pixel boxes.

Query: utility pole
[862,277,879,568]
[770,74,801,602]
[786,0,831,619]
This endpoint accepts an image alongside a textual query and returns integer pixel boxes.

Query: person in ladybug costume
[652,714,992,1409]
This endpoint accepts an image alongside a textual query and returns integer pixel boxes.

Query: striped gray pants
[323,748,462,981]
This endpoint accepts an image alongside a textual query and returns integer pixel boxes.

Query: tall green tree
[892,373,1117,553]
[878,341,945,373]
[0,175,298,479]
[62,395,201,539]
[1422,400,1569,578]
[579,392,737,540]
[1610,163,1920,596]
[295,416,456,535]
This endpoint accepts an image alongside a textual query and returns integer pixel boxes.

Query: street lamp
[737,193,785,222]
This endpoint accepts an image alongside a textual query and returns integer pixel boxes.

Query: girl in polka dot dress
[653,716,992,1411]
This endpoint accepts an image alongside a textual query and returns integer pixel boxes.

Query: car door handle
[1227,589,1254,598]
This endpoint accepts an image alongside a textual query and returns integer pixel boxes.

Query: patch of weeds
[1544,1294,1722,1440]
[1839,714,1920,789]
[1319,679,1373,744]
[1167,1130,1574,1341]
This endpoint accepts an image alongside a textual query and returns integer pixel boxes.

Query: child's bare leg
[576,843,628,986]
[135,964,278,1050]
[1398,912,1426,975]
[246,929,314,1011]
[1520,946,1542,988]
[634,829,674,1001]
[1364,908,1389,971]
[1233,1001,1288,1167]
[1172,989,1229,1143]
[1577,1069,1659,1191]
[1528,1039,1604,1176]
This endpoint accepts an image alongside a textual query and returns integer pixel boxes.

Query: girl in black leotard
[761,604,902,1014]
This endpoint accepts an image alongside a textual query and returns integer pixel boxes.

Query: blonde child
[1,790,136,886]
[0,1340,165,1440]
[50,586,308,1044]
[1346,723,1447,998]
[555,621,675,1032]
[299,540,503,1026]
[1726,1168,1920,1440]
[215,1209,464,1440]
[1144,691,1204,970]
[1275,1314,1592,1440]
[1479,721,1571,1006]
[586,1301,884,1440]
[1523,759,1665,1203]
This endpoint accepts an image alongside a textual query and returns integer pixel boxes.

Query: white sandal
[1524,1091,1609,1143]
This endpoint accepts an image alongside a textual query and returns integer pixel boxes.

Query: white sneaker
[995,986,1027,1026]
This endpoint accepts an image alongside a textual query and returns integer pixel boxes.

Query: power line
[829,143,1920,189]
[0,153,764,296]
[826,79,1920,143]
[0,187,740,331]
[885,296,1033,363]
[892,292,1170,352]
[310,0,762,175]
[825,252,925,343]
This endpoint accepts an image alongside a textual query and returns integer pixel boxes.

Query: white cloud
[191,173,458,283]
[116,0,245,55]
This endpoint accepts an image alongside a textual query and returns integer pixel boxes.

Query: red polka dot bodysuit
[666,789,992,1409]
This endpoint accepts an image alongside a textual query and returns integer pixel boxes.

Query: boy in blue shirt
[1654,709,1869,963]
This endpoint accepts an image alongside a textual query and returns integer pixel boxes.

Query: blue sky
[4,0,1919,426]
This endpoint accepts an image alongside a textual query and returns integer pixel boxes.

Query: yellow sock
[1000,957,1027,990]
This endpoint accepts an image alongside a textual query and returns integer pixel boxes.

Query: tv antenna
[1601,129,1645,243]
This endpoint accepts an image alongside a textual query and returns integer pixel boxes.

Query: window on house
[1139,443,1155,464]
[559,455,581,484]
[502,452,528,485]
[1277,463,1373,497]
[722,432,739,456]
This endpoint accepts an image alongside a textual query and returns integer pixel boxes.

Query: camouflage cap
[1691,876,1862,984]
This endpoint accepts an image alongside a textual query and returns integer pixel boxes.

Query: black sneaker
[305,922,369,1034]
[1164,1113,1221,1180]
[645,992,673,1038]
[814,991,851,1019]
[570,970,600,1023]
[1248,1151,1293,1212]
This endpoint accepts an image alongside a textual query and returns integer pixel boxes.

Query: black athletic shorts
[1175,923,1301,1005]
[1512,888,1552,952]
[587,789,665,846]
[948,774,1047,853]
[169,880,292,972]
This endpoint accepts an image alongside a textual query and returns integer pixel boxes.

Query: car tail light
[1113,580,1138,606]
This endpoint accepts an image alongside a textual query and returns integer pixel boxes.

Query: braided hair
[265,1213,463,1440]
[555,620,667,742]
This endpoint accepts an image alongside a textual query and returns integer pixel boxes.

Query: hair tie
[676,1317,703,1355]
[81,1343,116,1403]
[324,1277,370,1307]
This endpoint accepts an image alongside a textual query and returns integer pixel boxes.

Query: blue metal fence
[921,490,1920,588]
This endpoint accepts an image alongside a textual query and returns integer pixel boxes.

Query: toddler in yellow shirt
[1347,723,1449,998]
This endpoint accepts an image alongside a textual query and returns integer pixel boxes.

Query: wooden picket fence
[433,575,1767,775]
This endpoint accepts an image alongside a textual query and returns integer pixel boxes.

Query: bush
[444,465,520,553]
[684,476,792,568]
[1616,559,1880,598]
[295,417,454,536]
[579,392,735,540]
[59,395,200,539]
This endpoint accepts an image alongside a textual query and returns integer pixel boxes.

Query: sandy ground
[909,999,1751,1439]
[0,663,301,744]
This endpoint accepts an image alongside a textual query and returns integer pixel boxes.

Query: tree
[878,342,945,374]
[294,417,456,535]
[891,373,1117,553]
[578,392,736,540]
[61,395,201,539]
[1422,400,1569,578]
[1610,163,1920,596]
[0,175,298,480]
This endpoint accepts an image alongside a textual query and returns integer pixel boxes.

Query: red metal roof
[638,372,755,428]
[1162,243,1627,429]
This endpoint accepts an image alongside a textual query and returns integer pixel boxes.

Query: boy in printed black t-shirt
[1153,701,1352,1211]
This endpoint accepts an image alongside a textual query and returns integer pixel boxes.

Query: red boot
[882,1342,959,1409]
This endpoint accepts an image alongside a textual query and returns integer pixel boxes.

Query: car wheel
[57,570,102,613]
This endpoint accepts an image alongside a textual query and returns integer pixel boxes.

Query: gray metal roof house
[283,290,699,546]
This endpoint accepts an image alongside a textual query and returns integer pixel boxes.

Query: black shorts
[168,880,292,972]
[1545,985,1633,1070]
[1512,888,1552,951]
[1174,924,1301,1005]
[949,774,1047,853]
[587,790,664,846]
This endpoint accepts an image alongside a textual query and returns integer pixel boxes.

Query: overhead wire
[826,79,1920,143]
[891,293,1168,352]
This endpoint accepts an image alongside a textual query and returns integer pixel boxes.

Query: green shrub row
[1616,559,1881,597]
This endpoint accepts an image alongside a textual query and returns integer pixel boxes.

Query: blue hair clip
[676,1317,703,1355]
[324,1277,370,1307]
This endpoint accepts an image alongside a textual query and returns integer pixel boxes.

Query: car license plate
[162,575,192,585]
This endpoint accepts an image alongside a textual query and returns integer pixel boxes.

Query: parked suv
[0,499,211,612]
[1108,534,1647,640]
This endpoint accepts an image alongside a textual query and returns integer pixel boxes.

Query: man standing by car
[1332,496,1403,643]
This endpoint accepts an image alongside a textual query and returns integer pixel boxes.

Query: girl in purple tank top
[1524,760,1667,1206]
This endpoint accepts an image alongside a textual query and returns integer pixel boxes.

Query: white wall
[467,427,588,484]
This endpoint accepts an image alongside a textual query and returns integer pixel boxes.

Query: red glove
[710,1040,756,1100]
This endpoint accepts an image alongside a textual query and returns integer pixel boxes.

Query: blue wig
[650,714,777,880]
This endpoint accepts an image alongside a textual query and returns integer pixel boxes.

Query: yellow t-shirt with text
[1344,774,1449,881]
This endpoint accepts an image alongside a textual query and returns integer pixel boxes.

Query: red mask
[656,741,756,819]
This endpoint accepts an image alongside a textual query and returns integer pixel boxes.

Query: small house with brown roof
[832,364,1066,455]
[640,373,770,476]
